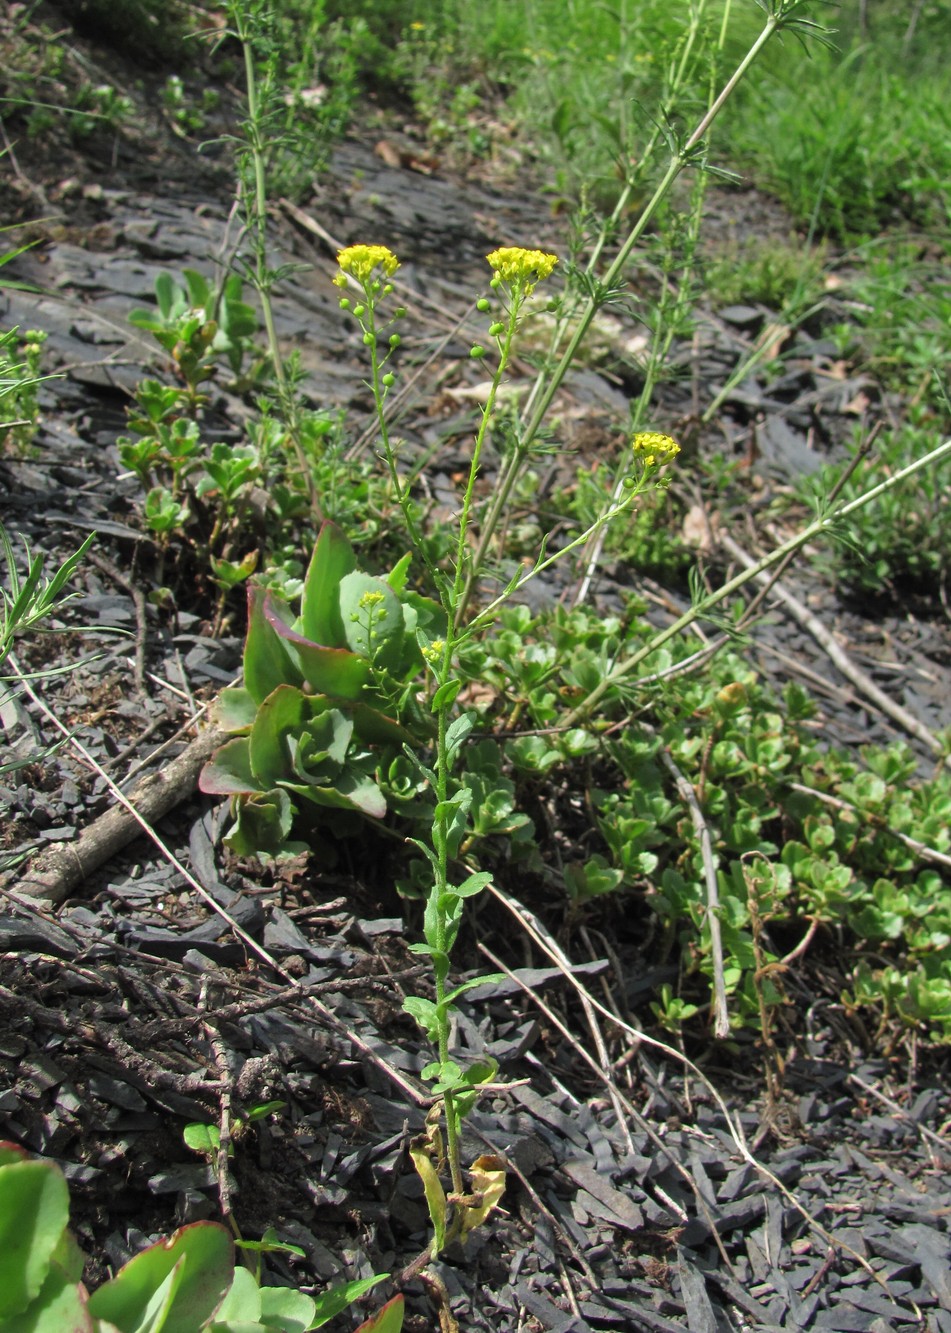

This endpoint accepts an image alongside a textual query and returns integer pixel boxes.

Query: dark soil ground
[2,13,951,1332]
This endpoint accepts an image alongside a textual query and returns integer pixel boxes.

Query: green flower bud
[353,304,366,318]
[389,333,401,348]
[363,332,373,345]
[382,372,395,387]
[477,298,491,312]
[470,345,486,358]
[339,297,351,310]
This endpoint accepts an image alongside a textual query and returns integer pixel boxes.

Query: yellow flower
[632,431,680,468]
[486,246,558,293]
[337,244,400,285]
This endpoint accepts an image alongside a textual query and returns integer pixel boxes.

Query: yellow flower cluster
[421,638,445,665]
[335,245,400,286]
[631,432,680,468]
[486,246,558,292]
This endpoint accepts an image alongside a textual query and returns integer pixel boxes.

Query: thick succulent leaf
[2,1261,94,1333]
[264,595,369,700]
[248,686,309,788]
[291,710,353,781]
[284,770,386,820]
[224,789,297,858]
[215,688,258,734]
[244,587,301,704]
[0,1160,70,1318]
[299,520,355,648]
[347,701,414,746]
[210,1268,260,1325]
[199,739,257,796]
[86,1222,234,1333]
[258,1286,316,1332]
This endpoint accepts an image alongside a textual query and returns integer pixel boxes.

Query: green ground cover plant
[799,420,951,598]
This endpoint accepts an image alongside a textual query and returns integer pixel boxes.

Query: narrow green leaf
[308,1275,387,1329]
[299,521,355,647]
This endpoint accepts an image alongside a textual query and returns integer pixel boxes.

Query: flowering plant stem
[228,1,319,513]
[460,1,832,621]
[336,245,673,1231]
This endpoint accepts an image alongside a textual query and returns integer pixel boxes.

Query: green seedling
[144,485,191,538]
[130,269,261,401]
[162,74,219,136]
[183,1101,287,1158]
[70,83,134,140]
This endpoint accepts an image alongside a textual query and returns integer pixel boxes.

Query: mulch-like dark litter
[2,871,951,1330]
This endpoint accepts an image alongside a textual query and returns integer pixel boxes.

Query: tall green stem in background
[460,0,835,619]
[227,2,320,513]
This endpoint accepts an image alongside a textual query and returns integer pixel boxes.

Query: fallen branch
[14,713,227,905]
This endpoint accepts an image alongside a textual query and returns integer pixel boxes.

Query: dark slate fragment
[813,1304,879,1331]
[513,1085,590,1151]
[579,1292,687,1332]
[147,1164,215,1193]
[86,1073,147,1112]
[514,1280,592,1332]
[464,959,608,1000]
[899,1224,951,1310]
[0,914,78,957]
[676,1251,717,1333]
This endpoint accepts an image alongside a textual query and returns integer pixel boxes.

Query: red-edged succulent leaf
[243,585,301,703]
[263,593,370,700]
[354,1294,405,1333]
[86,1222,234,1333]
[199,738,257,796]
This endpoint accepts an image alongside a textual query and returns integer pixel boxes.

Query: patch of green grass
[726,42,951,242]
[800,421,951,600]
[830,241,951,409]
[704,233,828,311]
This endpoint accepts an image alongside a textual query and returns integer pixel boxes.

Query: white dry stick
[657,747,730,1038]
